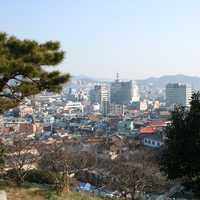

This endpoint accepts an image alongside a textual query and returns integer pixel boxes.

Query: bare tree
[38,141,73,194]
[5,137,38,185]
[110,161,145,200]
[72,151,97,171]
[108,148,167,200]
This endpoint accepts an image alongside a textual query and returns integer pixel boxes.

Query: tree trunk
[131,192,135,200]
[16,169,25,186]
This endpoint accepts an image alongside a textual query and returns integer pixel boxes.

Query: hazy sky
[1,0,200,80]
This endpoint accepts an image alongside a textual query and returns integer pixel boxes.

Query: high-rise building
[100,84,110,115]
[110,74,133,105]
[132,81,140,102]
[90,84,110,115]
[166,83,192,107]
[89,85,101,104]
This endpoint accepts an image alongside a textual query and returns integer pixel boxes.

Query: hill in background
[137,74,200,90]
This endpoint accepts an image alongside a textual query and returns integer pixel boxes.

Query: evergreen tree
[0,143,6,172]
[0,32,70,113]
[160,92,200,180]
[185,92,200,177]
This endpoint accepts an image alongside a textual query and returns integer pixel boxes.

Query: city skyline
[1,1,200,199]
[1,0,200,79]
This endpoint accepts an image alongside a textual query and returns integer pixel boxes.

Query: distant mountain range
[72,75,96,81]
[137,74,200,89]
[72,74,200,90]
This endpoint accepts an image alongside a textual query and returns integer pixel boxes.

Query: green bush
[25,169,55,185]
[6,169,55,185]
[6,169,21,182]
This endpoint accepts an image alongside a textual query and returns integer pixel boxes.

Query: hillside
[137,74,200,89]
[0,182,105,200]
[71,74,200,90]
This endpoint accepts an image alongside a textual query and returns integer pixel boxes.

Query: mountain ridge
[72,74,200,89]
[137,74,200,89]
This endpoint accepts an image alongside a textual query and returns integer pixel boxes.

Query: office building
[110,75,133,105]
[110,104,126,116]
[132,81,140,102]
[100,84,110,115]
[89,85,101,104]
[90,84,110,115]
[166,83,192,107]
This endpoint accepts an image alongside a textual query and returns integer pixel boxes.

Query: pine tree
[160,92,200,180]
[0,32,70,113]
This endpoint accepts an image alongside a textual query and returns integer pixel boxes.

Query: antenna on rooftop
[116,72,119,82]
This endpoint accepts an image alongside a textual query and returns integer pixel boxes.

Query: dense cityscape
[0,72,195,199]
[2,1,200,200]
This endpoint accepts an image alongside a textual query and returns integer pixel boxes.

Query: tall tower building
[132,81,140,102]
[89,85,101,104]
[90,84,110,115]
[110,74,133,105]
[100,84,110,115]
[166,83,192,107]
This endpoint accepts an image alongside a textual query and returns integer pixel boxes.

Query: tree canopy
[0,32,70,113]
[160,92,200,180]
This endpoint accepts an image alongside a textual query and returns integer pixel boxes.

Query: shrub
[25,169,55,185]
[6,169,23,183]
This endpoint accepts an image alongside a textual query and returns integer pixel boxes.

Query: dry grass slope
[0,182,105,200]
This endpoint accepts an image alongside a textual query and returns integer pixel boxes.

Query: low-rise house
[146,120,167,128]
[117,119,137,136]
[139,126,159,134]
[139,132,164,148]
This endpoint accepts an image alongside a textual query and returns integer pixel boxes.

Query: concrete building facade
[166,83,192,107]
[110,80,133,105]
[90,84,110,115]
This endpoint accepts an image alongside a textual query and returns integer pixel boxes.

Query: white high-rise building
[100,84,110,115]
[132,81,140,102]
[166,83,192,107]
[90,84,110,115]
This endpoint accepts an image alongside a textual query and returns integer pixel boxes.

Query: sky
[1,0,200,80]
